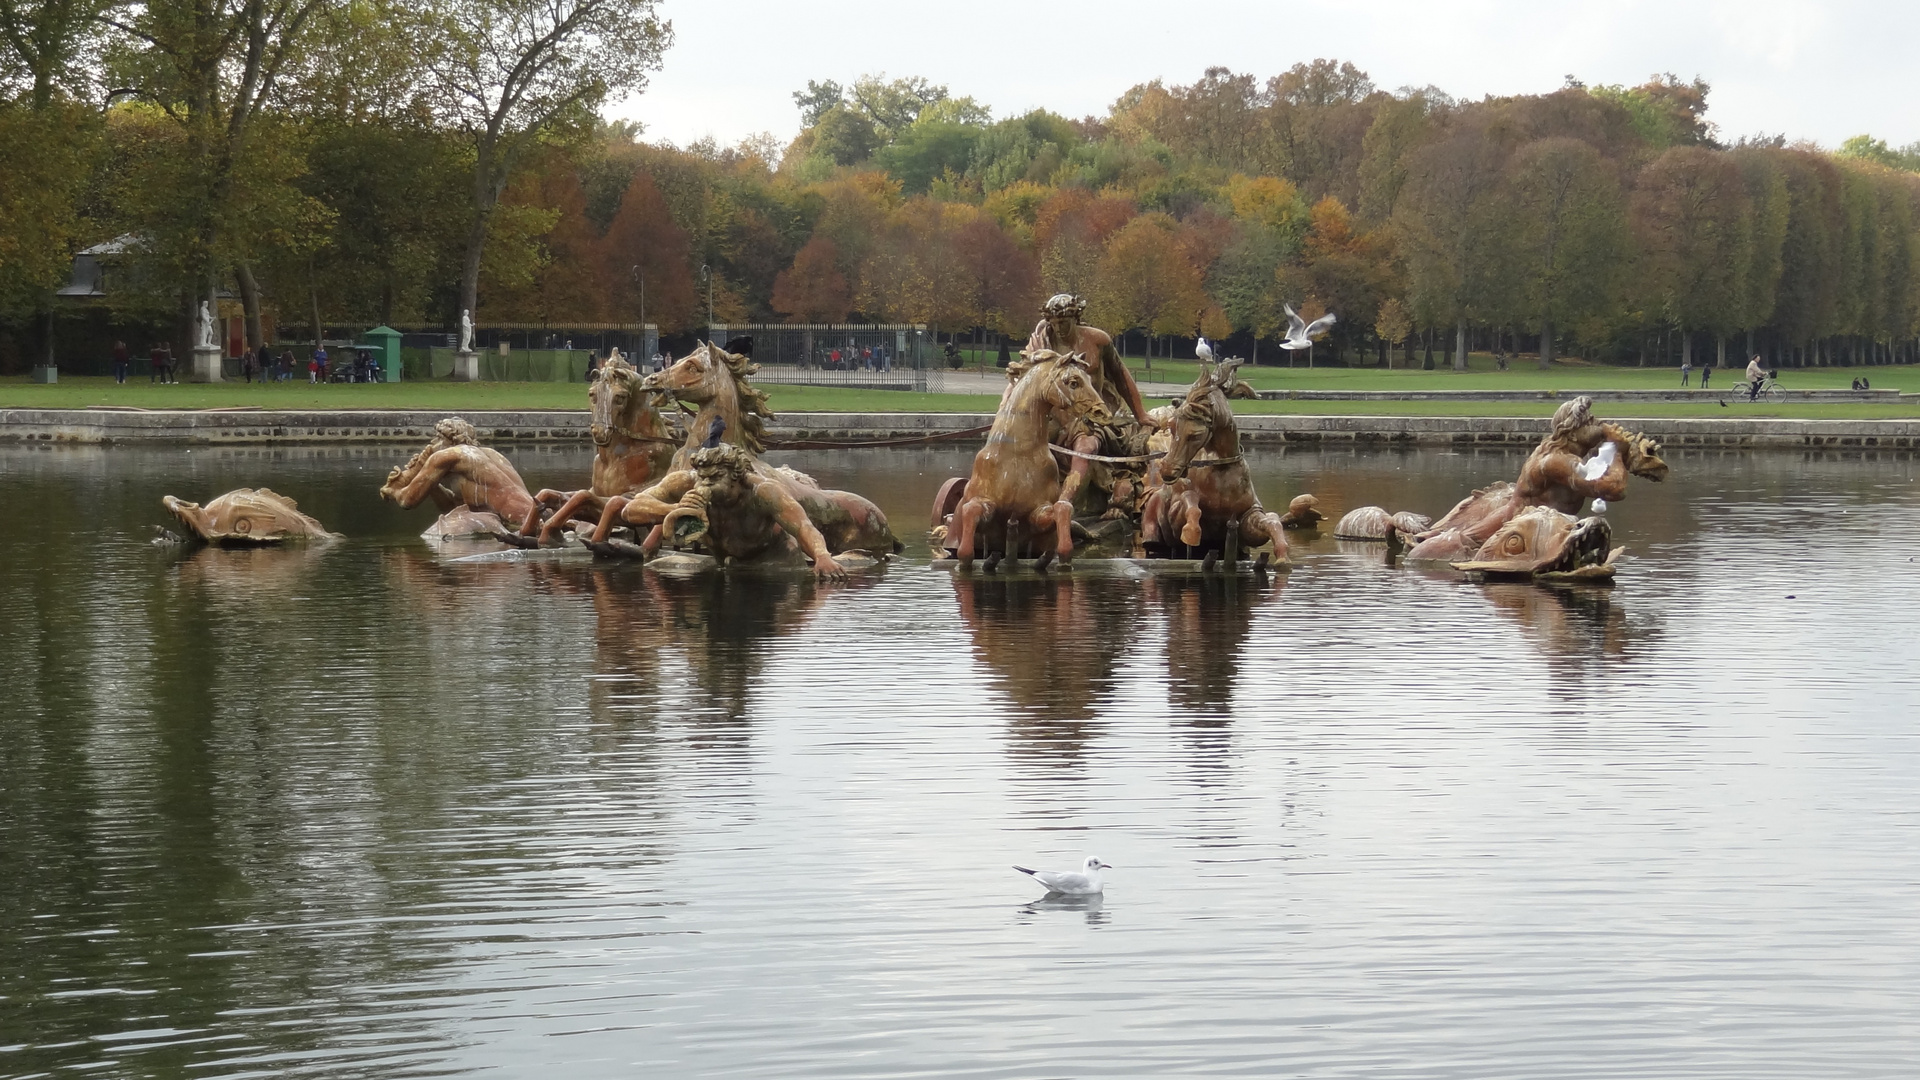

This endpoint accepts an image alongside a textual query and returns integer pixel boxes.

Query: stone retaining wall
[3,407,1918,451]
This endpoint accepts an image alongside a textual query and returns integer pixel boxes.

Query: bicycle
[1726,376,1782,403]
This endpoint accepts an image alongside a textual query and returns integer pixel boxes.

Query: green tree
[1496,137,1629,367]
[418,0,671,329]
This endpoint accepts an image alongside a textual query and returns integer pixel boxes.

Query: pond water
[3,442,1920,1079]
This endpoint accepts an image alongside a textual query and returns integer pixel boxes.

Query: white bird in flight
[1279,304,1337,350]
[1195,337,1216,362]
[1014,856,1111,896]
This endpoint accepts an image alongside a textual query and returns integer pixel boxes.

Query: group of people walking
[107,338,382,384]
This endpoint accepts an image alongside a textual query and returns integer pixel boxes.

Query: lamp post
[700,264,713,340]
[630,264,646,356]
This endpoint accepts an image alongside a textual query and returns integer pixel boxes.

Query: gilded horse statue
[584,341,899,567]
[1140,359,1290,570]
[508,352,679,547]
[948,349,1112,573]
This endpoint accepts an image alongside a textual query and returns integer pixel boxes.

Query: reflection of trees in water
[952,576,1143,763]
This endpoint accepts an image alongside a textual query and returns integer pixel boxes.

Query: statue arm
[624,470,697,521]
[1100,340,1148,424]
[751,475,843,577]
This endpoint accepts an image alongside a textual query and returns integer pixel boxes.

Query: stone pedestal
[30,364,57,384]
[451,349,479,381]
[190,345,224,383]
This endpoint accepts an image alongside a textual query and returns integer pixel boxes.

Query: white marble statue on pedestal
[459,309,474,353]
[196,301,216,350]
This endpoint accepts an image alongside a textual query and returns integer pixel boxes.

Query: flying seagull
[1195,337,1216,363]
[1279,304,1337,350]
[1014,855,1111,896]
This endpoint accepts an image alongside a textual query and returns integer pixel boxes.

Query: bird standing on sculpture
[1279,304,1337,351]
[1196,337,1215,363]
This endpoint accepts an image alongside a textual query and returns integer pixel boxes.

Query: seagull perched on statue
[1014,856,1111,896]
[1195,337,1216,363]
[1578,441,1616,482]
[1279,304,1337,351]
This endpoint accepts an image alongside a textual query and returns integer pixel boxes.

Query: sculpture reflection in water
[522,561,863,732]
[1151,572,1285,721]
[951,574,1144,761]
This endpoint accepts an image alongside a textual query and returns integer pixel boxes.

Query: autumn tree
[599,168,697,330]
[1089,212,1207,341]
[1394,124,1507,369]
[1632,146,1752,369]
[418,0,671,328]
[771,235,852,323]
[1495,137,1629,367]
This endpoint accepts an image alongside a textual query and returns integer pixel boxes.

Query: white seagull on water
[1014,856,1111,896]
[1279,304,1337,351]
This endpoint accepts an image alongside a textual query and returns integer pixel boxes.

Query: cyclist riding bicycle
[1744,354,1770,401]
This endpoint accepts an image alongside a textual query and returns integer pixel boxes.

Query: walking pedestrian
[160,343,177,384]
[1680,356,1691,386]
[149,342,164,383]
[112,340,130,384]
[1700,364,1711,390]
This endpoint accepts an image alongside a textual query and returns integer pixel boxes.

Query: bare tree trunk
[1716,334,1725,371]
[1681,329,1691,373]
[1539,319,1554,370]
[235,262,264,350]
[1453,321,1468,371]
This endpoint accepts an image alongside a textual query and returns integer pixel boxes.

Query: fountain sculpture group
[159,293,1669,583]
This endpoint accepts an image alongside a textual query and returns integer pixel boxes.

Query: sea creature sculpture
[946,349,1114,572]
[1405,398,1666,562]
[1139,359,1292,569]
[1279,494,1327,529]
[162,488,339,545]
[1452,506,1622,580]
[508,353,679,547]
[379,417,537,538]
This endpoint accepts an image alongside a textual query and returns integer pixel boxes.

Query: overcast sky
[611,0,1915,154]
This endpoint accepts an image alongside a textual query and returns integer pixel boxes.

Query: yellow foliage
[1225,174,1305,232]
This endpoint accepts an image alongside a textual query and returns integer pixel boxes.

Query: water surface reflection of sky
[2,443,1917,1079]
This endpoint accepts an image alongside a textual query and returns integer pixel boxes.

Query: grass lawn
[3,375,1915,421]
[1113,351,1920,392]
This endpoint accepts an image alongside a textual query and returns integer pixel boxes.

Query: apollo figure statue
[459,309,474,353]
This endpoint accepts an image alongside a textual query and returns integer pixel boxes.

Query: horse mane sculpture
[582,341,899,571]
[379,417,537,536]
[1139,359,1291,570]
[508,352,680,547]
[642,340,774,459]
[947,349,1112,572]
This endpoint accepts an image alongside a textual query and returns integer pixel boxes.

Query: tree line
[7,23,1920,369]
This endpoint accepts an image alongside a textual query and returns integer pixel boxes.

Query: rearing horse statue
[950,349,1112,573]
[510,352,680,547]
[584,341,775,542]
[1140,359,1290,569]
